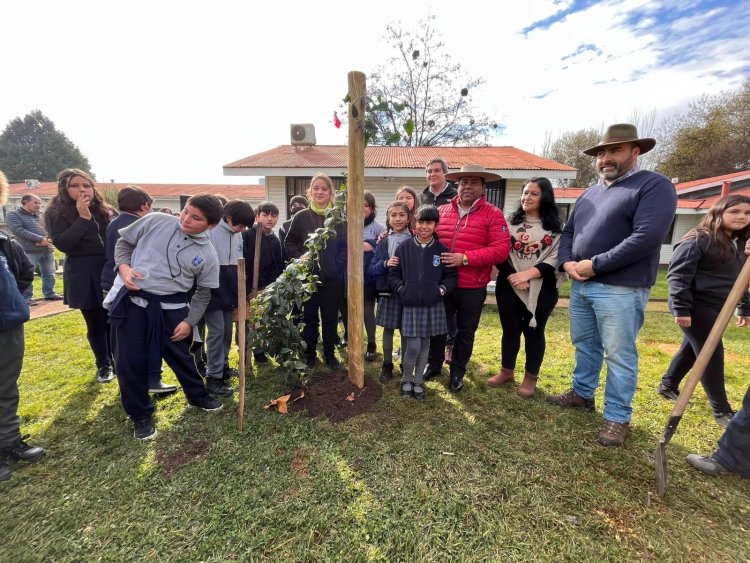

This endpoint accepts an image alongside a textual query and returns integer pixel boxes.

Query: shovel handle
[668,255,750,420]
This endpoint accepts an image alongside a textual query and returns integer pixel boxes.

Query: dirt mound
[291,371,382,423]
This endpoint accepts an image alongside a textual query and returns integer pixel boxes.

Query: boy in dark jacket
[1,170,46,481]
[242,202,285,363]
[204,200,255,397]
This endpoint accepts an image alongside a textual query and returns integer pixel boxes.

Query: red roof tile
[224,145,576,172]
[8,182,265,200]
[675,170,750,191]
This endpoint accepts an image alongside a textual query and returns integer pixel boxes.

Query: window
[484,179,506,209]
[556,203,571,222]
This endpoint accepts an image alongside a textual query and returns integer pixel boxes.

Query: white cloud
[1,0,746,183]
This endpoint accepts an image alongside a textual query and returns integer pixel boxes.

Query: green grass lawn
[3,303,749,561]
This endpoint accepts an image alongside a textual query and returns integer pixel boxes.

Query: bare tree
[367,15,500,146]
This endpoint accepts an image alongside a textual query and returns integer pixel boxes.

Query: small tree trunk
[347,71,366,388]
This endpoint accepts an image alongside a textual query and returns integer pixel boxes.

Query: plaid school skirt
[401,302,448,337]
[376,293,403,329]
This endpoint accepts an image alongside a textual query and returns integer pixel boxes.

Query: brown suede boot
[517,372,538,398]
[487,368,515,387]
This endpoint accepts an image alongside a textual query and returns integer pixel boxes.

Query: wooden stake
[347,71,366,388]
[237,257,247,431]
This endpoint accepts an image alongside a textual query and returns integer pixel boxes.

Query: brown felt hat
[444,164,503,182]
[583,123,656,156]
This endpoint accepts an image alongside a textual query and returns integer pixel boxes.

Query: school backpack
[0,251,30,330]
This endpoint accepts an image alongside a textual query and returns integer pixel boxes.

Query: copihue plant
[247,184,348,388]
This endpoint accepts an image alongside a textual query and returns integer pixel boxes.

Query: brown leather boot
[487,368,515,387]
[517,372,538,398]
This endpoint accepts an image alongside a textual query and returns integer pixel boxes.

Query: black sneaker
[188,395,224,412]
[2,435,45,462]
[133,418,157,441]
[656,382,680,401]
[44,294,64,301]
[326,356,341,370]
[96,365,115,383]
[0,464,10,482]
[379,363,394,383]
[713,410,735,428]
[423,363,442,381]
[365,342,377,362]
[401,382,414,397]
[449,373,463,393]
[413,385,426,400]
[206,378,234,397]
[149,382,178,395]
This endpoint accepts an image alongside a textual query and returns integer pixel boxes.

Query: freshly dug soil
[290,371,382,423]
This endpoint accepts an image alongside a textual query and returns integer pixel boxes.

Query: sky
[3,0,748,185]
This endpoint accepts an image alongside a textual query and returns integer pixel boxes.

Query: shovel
[655,256,750,497]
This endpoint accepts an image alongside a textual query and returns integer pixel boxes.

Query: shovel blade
[655,442,668,497]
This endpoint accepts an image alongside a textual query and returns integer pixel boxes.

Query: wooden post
[347,71,366,388]
[237,257,247,431]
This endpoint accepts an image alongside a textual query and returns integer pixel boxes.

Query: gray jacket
[5,208,52,255]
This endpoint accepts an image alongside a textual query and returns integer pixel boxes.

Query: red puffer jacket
[436,195,510,289]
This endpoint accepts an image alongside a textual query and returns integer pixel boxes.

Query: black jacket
[45,206,107,258]
[389,237,457,306]
[0,230,34,293]
[283,209,347,286]
[668,232,750,317]
[420,182,457,208]
[243,228,285,292]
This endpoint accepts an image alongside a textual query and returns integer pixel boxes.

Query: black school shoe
[656,382,680,401]
[96,365,115,383]
[365,342,377,362]
[188,395,224,411]
[1,435,45,462]
[206,378,234,397]
[449,373,463,393]
[423,363,442,381]
[401,382,414,397]
[133,418,157,441]
[379,363,394,383]
[413,385,426,400]
[149,382,178,395]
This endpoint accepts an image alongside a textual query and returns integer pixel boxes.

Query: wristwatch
[461,254,469,266]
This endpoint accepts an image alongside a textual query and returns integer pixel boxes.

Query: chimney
[721,180,731,196]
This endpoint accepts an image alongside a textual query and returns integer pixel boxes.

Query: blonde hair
[306,173,334,203]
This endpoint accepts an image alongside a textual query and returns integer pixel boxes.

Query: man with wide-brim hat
[581,123,656,156]
[548,124,677,447]
[424,163,510,392]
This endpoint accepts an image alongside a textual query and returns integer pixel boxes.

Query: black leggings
[80,306,113,368]
[496,286,557,375]
[661,301,732,413]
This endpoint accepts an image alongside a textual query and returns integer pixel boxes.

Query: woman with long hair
[658,194,750,426]
[45,169,115,383]
[488,177,564,397]
[284,173,347,370]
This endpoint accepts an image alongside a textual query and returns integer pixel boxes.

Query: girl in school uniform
[45,169,115,383]
[368,201,412,383]
[657,194,750,427]
[388,205,457,400]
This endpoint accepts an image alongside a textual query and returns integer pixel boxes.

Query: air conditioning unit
[290,123,316,146]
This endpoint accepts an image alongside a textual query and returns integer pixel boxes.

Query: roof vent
[24,179,40,189]
[290,124,316,146]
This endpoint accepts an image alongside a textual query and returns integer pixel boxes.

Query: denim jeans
[23,252,56,300]
[569,281,649,423]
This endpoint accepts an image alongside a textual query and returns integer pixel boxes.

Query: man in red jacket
[425,164,511,392]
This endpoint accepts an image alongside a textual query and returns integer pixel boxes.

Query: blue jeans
[569,281,649,423]
[23,252,56,300]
